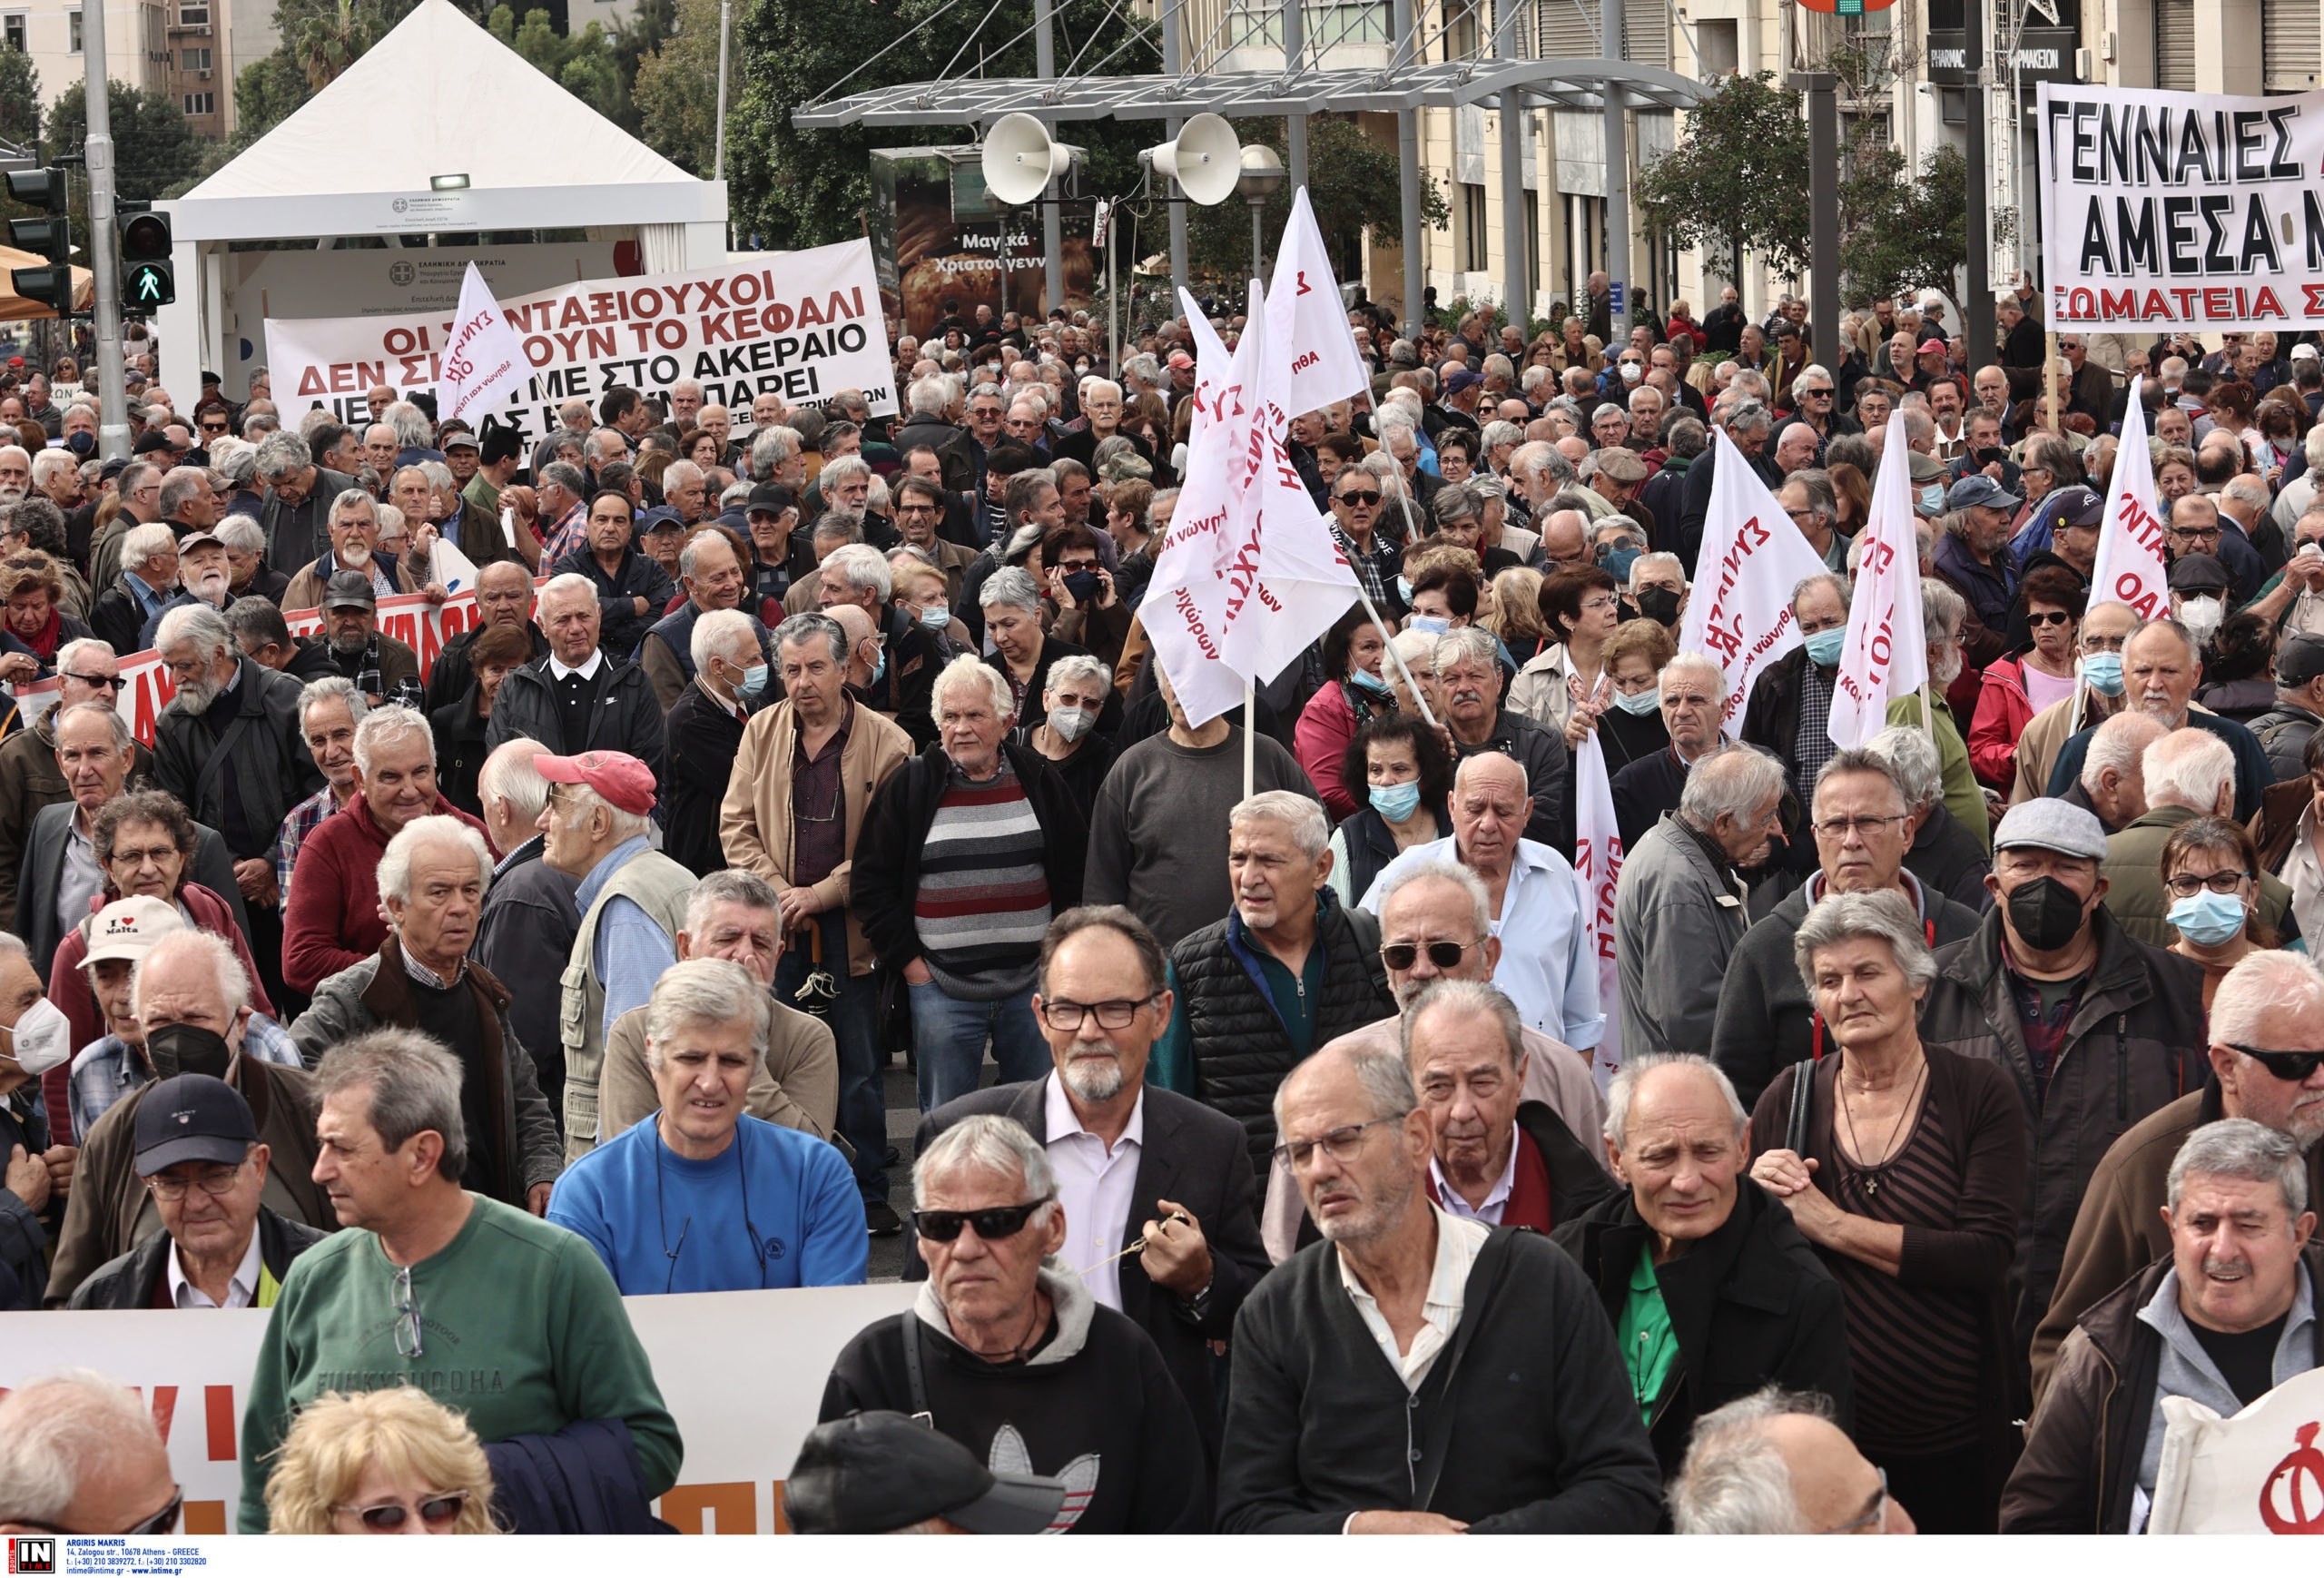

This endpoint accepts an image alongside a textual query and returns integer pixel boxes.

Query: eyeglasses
[333,1491,469,1533]
[145,1159,245,1200]
[393,1263,422,1358]
[1038,995,1157,1031]
[107,842,180,869]
[2081,634,2127,653]
[1271,1112,1409,1171]
[2166,527,2222,543]
[2027,610,2073,626]
[911,1198,1053,1242]
[1816,1467,1888,1535]
[1336,489,1381,508]
[1379,939,1480,971]
[1811,814,1910,842]
[2225,1043,2324,1083]
[2165,870,2253,897]
[64,669,124,690]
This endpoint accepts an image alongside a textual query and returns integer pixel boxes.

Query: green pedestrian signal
[126,261,173,307]
[118,203,174,311]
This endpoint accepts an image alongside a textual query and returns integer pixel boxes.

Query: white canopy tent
[155,0,726,396]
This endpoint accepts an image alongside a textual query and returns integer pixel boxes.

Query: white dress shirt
[1044,1072,1145,1312]
[1337,1205,1488,1389]
[166,1228,261,1309]
[1431,1140,1519,1225]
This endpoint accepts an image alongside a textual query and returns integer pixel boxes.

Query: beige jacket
[595,997,838,1143]
[718,695,911,976]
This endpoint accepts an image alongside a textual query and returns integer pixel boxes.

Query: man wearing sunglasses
[1328,468,1401,612]
[2032,950,2324,1401]
[0,1371,181,1537]
[0,638,143,919]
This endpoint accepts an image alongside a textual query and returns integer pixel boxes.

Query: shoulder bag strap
[900,1308,932,1427]
[1784,1057,1817,1158]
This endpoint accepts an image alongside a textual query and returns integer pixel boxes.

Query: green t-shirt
[236,1192,681,1532]
[1620,1241,1679,1425]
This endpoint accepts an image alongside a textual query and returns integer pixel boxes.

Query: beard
[1315,1164,1416,1246]
[1931,645,1965,688]
[173,669,222,715]
[329,626,369,657]
[192,570,231,605]
[1060,1053,1125,1104]
[0,485,24,507]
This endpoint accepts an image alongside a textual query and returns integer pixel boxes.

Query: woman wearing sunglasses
[264,1387,500,1534]
[1968,567,2083,793]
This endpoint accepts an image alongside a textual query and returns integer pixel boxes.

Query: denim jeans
[775,911,888,1203]
[909,980,1050,1113]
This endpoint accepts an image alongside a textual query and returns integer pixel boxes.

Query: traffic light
[5,167,73,318]
[119,201,172,311]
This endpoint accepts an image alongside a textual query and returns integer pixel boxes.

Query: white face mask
[3,995,72,1077]
[1048,703,1096,743]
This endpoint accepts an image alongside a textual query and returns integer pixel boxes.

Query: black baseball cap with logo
[133,1074,258,1177]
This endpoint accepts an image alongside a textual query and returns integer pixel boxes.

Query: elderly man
[290,814,559,1210]
[44,930,329,1305]
[820,1113,1209,1532]
[1714,749,1986,1106]
[1669,1387,1916,1534]
[549,957,865,1292]
[424,558,546,713]
[1148,791,1394,1177]
[723,612,912,1228]
[2070,708,2167,833]
[1920,797,2211,1354]
[64,1072,327,1308]
[2100,729,2294,944]
[1615,745,1787,1062]
[904,905,1269,1457]
[0,1372,181,1536]
[300,572,421,705]
[2034,950,2324,1398]
[817,539,940,746]
[0,641,146,916]
[236,1029,679,1531]
[2004,1119,2324,1532]
[1364,752,1602,1053]
[484,572,664,775]
[1610,652,1730,852]
[252,431,357,573]
[88,521,177,654]
[130,527,237,649]
[1554,1054,1851,1480]
[854,655,1087,1112]
[281,488,419,611]
[470,740,580,1106]
[1219,1035,1661,1533]
[271,677,360,915]
[659,607,762,877]
[637,527,774,715]
[1433,626,1570,851]
[2047,618,2273,821]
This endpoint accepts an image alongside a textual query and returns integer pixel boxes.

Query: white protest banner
[0,1285,916,1535]
[10,675,59,733]
[1177,285,1239,457]
[2148,1366,2324,1533]
[267,240,895,449]
[113,649,178,748]
[434,262,532,429]
[1677,429,1833,724]
[2037,83,2324,332]
[281,591,481,679]
[2089,374,2171,619]
[1264,187,1370,417]
[428,533,483,597]
[1569,729,1625,1092]
[1827,411,1929,751]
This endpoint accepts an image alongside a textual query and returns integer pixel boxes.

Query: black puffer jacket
[1169,896,1395,1174]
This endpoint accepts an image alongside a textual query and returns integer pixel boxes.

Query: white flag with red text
[434,263,531,428]
[1177,287,1239,458]
[1570,730,1625,1092]
[2089,374,2170,620]
[1264,187,1370,417]
[1827,410,1929,750]
[1677,428,1833,725]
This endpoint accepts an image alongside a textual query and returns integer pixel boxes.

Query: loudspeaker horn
[1145,113,1240,206]
[982,113,1071,206]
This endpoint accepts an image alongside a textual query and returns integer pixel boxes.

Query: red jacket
[1295,680,1368,823]
[282,793,489,994]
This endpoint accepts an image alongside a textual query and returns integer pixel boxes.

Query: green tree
[0,47,41,150]
[633,0,721,174]
[1633,72,1811,281]
[1182,115,1445,282]
[45,83,204,202]
[1838,130,1974,303]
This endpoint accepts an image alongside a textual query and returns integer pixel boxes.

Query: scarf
[17,605,60,660]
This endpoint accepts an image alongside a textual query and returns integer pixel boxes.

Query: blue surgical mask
[736,661,770,698]
[1804,626,1846,667]
[862,643,886,685]
[1917,483,1945,513]
[2077,651,2124,695]
[2167,889,2249,947]
[1369,780,1423,823]
[919,602,950,631]
[1600,547,1641,586]
[1614,686,1661,715]
[1408,615,1450,636]
[1395,575,1414,603]
[1349,666,1392,695]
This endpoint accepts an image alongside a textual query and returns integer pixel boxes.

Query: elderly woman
[1747,890,2028,1534]
[2160,815,2292,1009]
[1295,604,1399,822]
[2152,443,2199,507]
[0,549,91,684]
[265,1388,500,1534]
[1043,524,1129,671]
[1510,567,1620,749]
[429,623,533,819]
[1011,650,1119,822]
[979,564,1117,736]
[1969,565,2083,791]
[1326,715,1454,908]
[1595,616,1676,775]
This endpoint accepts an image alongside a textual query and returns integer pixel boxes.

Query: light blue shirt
[576,835,677,1040]
[1359,834,1604,1050]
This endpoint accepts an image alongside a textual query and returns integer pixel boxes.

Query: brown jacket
[281,556,420,615]
[718,695,911,976]
[44,1054,329,1306]
[596,996,838,1142]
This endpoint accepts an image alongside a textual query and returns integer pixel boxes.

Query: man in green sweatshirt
[237,1027,681,1532]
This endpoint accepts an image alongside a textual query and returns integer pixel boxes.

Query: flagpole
[1356,584,1439,730]
[1916,679,1936,746]
[1243,677,1256,799]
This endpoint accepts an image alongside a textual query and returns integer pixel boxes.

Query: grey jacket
[1613,812,1748,1063]
[150,657,323,859]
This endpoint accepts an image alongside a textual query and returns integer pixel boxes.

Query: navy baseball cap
[133,1074,258,1176]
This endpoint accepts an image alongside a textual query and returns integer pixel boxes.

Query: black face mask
[146,1022,232,1081]
[2005,875,2089,952]
[1633,586,1682,628]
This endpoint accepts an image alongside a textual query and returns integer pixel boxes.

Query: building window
[180,44,208,67]
[1461,182,1487,271]
[66,8,80,52]
[2,14,22,51]
[1697,16,1738,74]
[181,90,212,114]
[177,0,207,24]
[1229,0,1391,49]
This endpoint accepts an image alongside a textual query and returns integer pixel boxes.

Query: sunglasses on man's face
[912,1198,1052,1242]
[1336,489,1381,508]
[2226,1044,2324,1083]
[1380,940,1477,971]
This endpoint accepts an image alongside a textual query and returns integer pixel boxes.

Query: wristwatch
[1180,1277,1215,1322]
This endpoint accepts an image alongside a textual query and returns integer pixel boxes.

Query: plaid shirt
[68,1015,307,1143]
[2004,955,2093,1110]
[1334,525,1404,610]
[540,499,590,564]
[274,784,343,912]
[1790,662,1837,803]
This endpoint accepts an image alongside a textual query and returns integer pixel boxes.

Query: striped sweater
[914,762,1052,1000]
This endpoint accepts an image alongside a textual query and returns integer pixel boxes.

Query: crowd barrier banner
[264,239,896,444]
[2036,83,2324,332]
[0,1282,916,1534]
[2149,1366,2324,1533]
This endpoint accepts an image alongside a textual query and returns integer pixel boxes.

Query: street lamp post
[1237,145,1285,282]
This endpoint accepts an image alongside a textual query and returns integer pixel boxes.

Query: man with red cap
[535,748,695,1161]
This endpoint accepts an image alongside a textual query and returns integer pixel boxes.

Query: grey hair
[676,525,733,580]
[750,424,799,475]
[537,570,601,617]
[1921,577,1966,642]
[0,1369,169,1525]
[562,781,651,846]
[54,636,113,674]
[1812,746,1908,818]
[2142,729,2235,813]
[1660,650,1727,699]
[932,651,1016,719]
[383,399,433,449]
[1678,744,1787,833]
[1042,653,1109,697]
[1229,789,1330,859]
[214,514,266,555]
[773,611,847,666]
[684,868,783,935]
[907,375,950,417]
[1430,481,1482,526]
[821,454,871,490]
[980,565,1043,614]
[1604,1053,1748,1150]
[330,486,377,522]
[351,702,435,777]
[1400,979,1524,1070]
[914,1112,1059,1214]
[0,930,27,971]
[1791,571,1850,618]
[2129,616,2203,668]
[1725,398,1773,438]
[1669,1386,1836,1534]
[1431,626,1500,677]
[822,542,892,602]
[378,814,492,907]
[1274,1037,1418,1135]
[419,460,456,494]
[133,928,252,1021]
[539,460,586,497]
[2168,1117,2309,1216]
[253,430,312,478]
[477,738,552,827]
[1374,858,1492,940]
[690,607,759,675]
[1863,724,1943,810]
[156,601,231,658]
[1630,550,1684,595]
[645,957,772,1072]
[120,520,180,574]
[314,1029,468,1182]
[2081,710,2169,794]
[1792,889,1938,1000]
[54,698,132,754]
